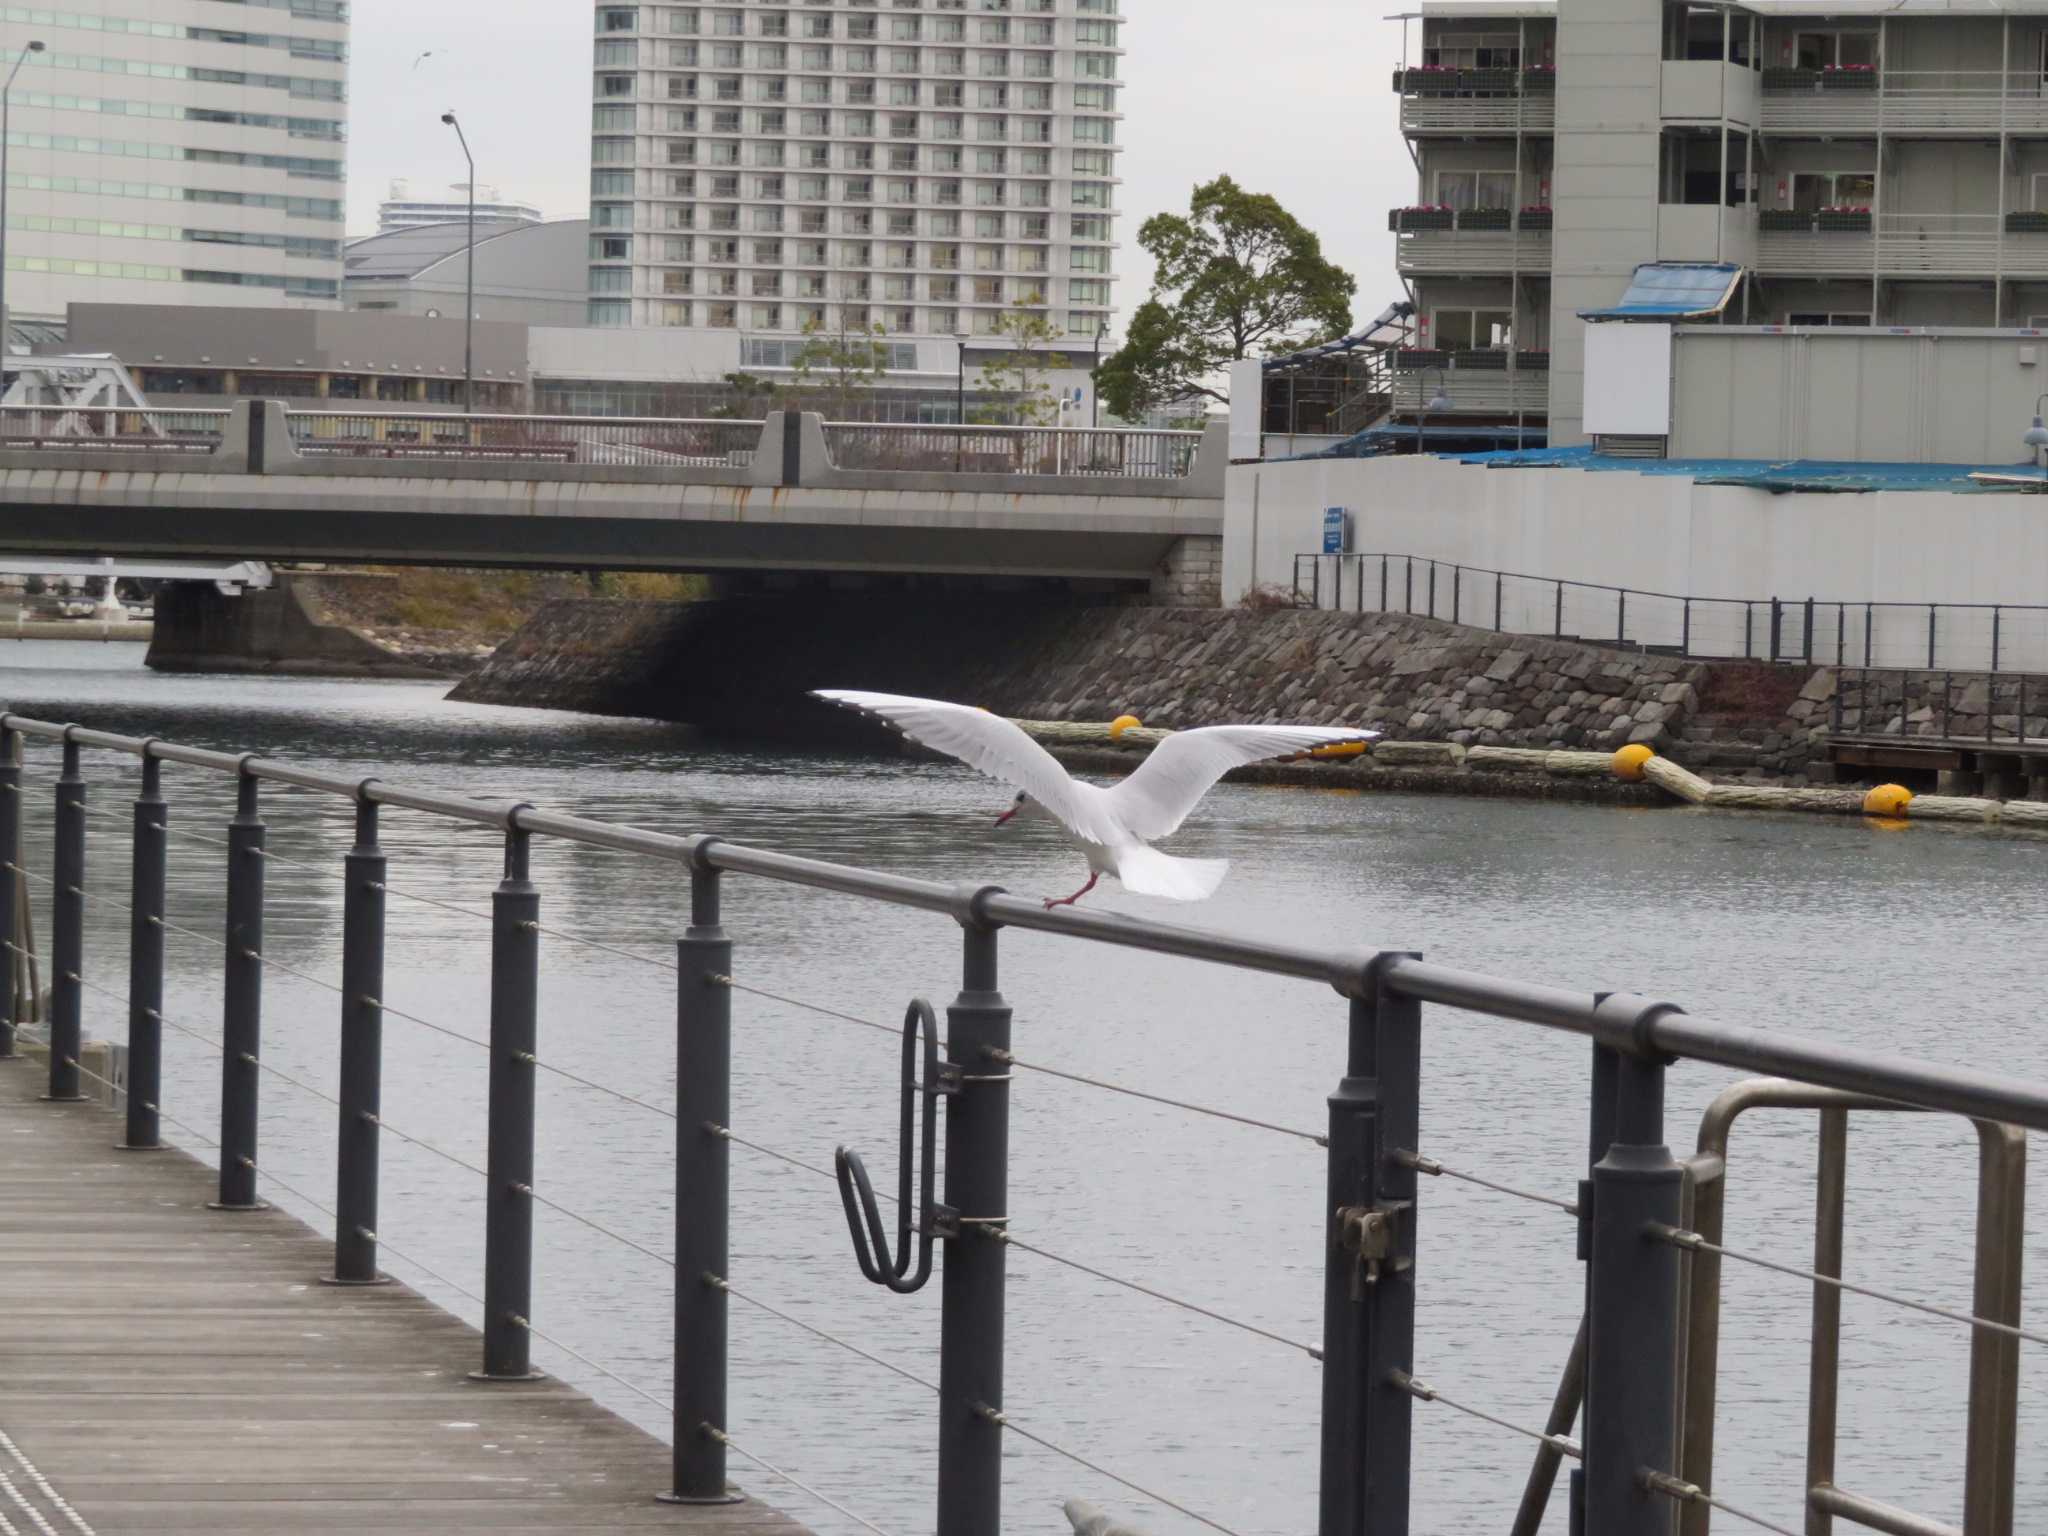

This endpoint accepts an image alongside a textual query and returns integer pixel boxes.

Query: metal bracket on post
[1334,1201,1412,1299]
[836,997,952,1295]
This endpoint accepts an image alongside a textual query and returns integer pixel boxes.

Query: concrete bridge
[0,403,1225,597]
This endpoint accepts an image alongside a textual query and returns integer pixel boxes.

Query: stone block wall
[1149,536,1223,607]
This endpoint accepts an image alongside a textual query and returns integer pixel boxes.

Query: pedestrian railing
[821,422,1202,478]
[1295,551,2048,674]
[0,712,2039,1536]
[1832,668,2048,748]
[0,404,229,451]
[281,411,763,467]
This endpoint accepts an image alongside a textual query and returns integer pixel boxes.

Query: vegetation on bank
[314,567,706,643]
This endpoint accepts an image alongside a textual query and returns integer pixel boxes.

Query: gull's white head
[994,790,1031,828]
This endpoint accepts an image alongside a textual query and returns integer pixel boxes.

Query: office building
[584,0,1124,341]
[376,180,544,236]
[0,0,350,323]
[1390,0,2048,445]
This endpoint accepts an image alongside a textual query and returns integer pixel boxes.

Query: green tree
[789,313,891,419]
[1097,174,1356,419]
[714,370,781,419]
[971,309,1070,426]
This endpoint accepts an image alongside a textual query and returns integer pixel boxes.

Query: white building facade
[376,180,543,236]
[584,0,1123,340]
[0,0,350,322]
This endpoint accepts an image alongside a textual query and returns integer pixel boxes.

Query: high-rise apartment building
[1390,0,2048,446]
[585,0,1123,342]
[0,1,349,327]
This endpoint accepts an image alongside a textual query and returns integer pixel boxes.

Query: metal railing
[1832,669,2048,749]
[1295,552,2048,673]
[0,404,229,451]
[820,421,1202,478]
[1,711,2040,1536]
[1759,68,2048,133]
[281,411,763,466]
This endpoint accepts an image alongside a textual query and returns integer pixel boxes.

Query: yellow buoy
[1108,713,1142,742]
[1310,741,1370,760]
[1612,743,1655,781]
[1863,783,1913,818]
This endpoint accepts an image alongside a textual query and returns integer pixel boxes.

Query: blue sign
[1322,506,1350,555]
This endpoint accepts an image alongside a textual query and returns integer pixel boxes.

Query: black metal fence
[1,713,2041,1536]
[1295,552,2048,673]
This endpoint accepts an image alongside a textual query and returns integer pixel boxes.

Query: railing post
[1744,601,1754,660]
[1427,560,1437,619]
[1555,580,1564,638]
[45,733,86,1102]
[1318,954,1420,1536]
[120,752,167,1149]
[936,907,1010,1536]
[1681,599,1692,658]
[213,765,266,1203]
[1803,596,1815,663]
[1864,605,1874,668]
[1313,555,1323,610]
[476,820,540,1380]
[1405,558,1414,615]
[0,720,18,1060]
[1928,604,1938,670]
[1835,603,1846,668]
[1495,572,1504,631]
[1769,598,1782,663]
[1452,563,1461,624]
[1617,589,1627,647]
[666,852,737,1503]
[1584,1008,1685,1536]
[330,795,388,1285]
[1992,605,2001,673]
[1380,557,1389,613]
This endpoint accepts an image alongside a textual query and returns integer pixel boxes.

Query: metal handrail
[279,410,761,430]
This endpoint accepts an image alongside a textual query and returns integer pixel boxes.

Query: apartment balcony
[1390,353,1550,417]
[1759,69,2048,137]
[1394,66,1555,136]
[1751,211,2048,278]
[1390,208,1552,276]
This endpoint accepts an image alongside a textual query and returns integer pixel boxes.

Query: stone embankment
[454,597,1832,781]
[148,573,501,678]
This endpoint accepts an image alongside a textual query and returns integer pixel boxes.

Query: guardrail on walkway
[1295,551,2048,674]
[0,403,229,451]
[283,411,763,467]
[820,422,1200,479]
[0,713,2037,1536]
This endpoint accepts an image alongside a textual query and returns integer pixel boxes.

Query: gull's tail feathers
[1114,845,1229,902]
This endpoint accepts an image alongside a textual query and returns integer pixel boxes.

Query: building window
[588,298,632,326]
[1434,170,1516,210]
[1430,308,1513,350]
[1788,171,1874,210]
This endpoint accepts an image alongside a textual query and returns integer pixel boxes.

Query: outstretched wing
[813,690,1120,845]
[1107,724,1379,843]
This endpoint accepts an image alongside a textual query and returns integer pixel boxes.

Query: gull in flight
[815,690,1378,907]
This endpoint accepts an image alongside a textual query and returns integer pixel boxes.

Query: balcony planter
[1395,66,1458,94]
[1816,207,1872,232]
[1759,209,1814,231]
[1518,206,1553,230]
[1518,350,1551,372]
[1762,67,1820,90]
[2007,211,2048,233]
[1452,349,1507,371]
[1820,65,1878,90]
[1522,66,1556,91]
[1396,348,1448,369]
[1390,206,1455,231]
[1459,68,1518,92]
[1458,207,1512,230]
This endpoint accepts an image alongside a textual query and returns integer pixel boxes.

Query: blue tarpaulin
[1579,262,1744,321]
[1447,442,2048,493]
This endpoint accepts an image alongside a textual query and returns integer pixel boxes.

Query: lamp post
[1415,365,1454,456]
[1090,325,1102,428]
[440,111,475,412]
[0,40,46,376]
[954,329,971,472]
[2025,393,2048,485]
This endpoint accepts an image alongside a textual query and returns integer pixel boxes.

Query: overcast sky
[346,0,1412,340]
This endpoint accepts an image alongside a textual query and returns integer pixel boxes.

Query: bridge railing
[818,421,1203,479]
[1296,551,2048,674]
[0,712,2037,1536]
[281,411,763,467]
[0,404,229,451]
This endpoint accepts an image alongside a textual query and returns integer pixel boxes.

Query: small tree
[1097,174,1356,419]
[714,370,781,419]
[789,312,891,420]
[971,309,1070,426]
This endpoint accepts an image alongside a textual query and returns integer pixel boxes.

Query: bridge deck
[0,1061,807,1536]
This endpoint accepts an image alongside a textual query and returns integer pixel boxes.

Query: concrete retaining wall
[147,574,451,679]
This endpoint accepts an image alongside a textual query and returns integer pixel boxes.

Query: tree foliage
[1096,175,1355,419]
[972,309,1069,426]
[790,314,891,418]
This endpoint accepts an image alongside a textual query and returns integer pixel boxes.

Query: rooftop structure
[376,179,544,235]
[1387,0,2048,445]
[0,1,349,324]
[584,0,1124,341]
[344,221,594,326]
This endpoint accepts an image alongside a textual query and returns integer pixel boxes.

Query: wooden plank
[0,1066,814,1536]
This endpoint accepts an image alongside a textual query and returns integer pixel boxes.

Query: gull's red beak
[994,807,1018,826]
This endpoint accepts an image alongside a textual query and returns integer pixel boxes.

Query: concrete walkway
[0,1061,806,1535]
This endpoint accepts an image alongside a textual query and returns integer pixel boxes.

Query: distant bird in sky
[815,690,1378,907]
[411,50,436,70]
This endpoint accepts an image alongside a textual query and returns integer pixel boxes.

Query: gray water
[2,639,2042,1536]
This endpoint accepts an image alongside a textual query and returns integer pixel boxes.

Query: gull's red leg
[1043,871,1100,910]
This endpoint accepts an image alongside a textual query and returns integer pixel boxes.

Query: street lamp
[440,110,475,411]
[1416,365,1454,456]
[2025,393,2048,482]
[1090,325,1103,428]
[0,40,46,374]
[953,329,971,473]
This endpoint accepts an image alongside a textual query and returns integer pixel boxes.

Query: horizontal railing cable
[1392,1148,1579,1217]
[1652,1224,2048,1347]
[972,1403,1245,1536]
[1391,1370,1581,1460]
[1643,1472,1803,1536]
[711,1276,940,1396]
[706,1428,899,1536]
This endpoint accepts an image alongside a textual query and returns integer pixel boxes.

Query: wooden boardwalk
[0,1062,810,1535]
